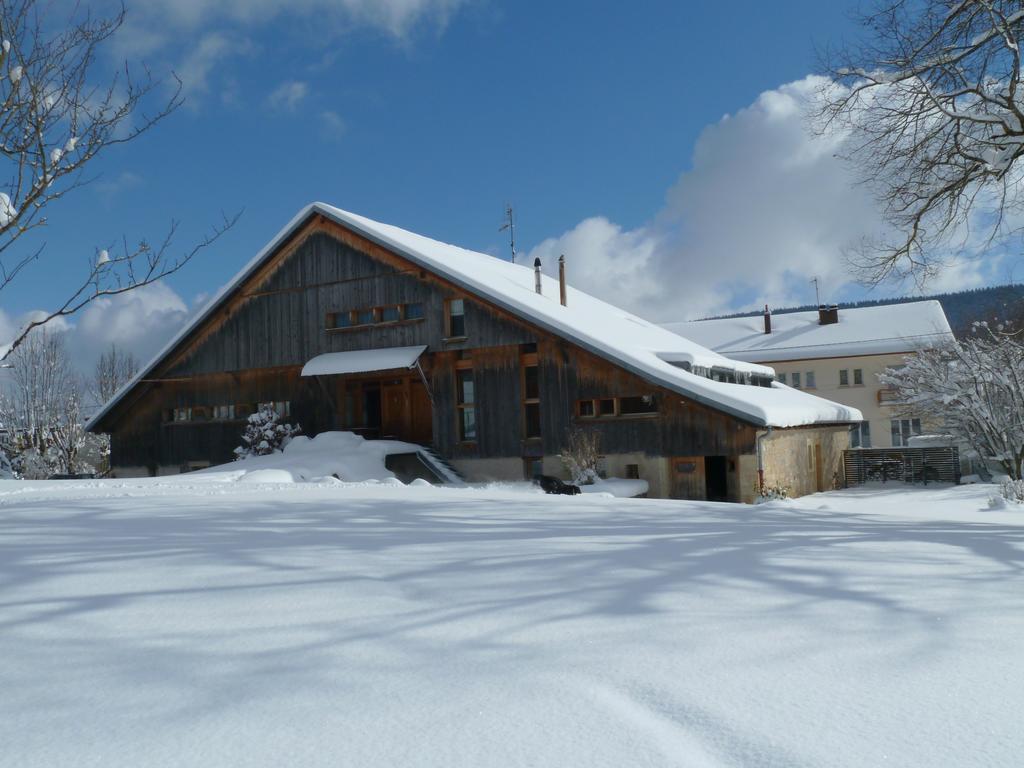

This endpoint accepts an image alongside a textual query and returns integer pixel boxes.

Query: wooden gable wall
[102,214,760,472]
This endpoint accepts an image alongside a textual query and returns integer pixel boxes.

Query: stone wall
[760,426,850,499]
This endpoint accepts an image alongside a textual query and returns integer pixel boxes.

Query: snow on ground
[1,479,1021,767]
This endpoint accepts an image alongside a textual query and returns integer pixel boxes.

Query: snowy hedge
[234,406,301,459]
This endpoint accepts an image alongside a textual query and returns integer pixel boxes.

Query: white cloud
[111,0,469,107]
[320,110,347,139]
[175,33,253,98]
[0,283,192,373]
[528,76,893,321]
[267,80,309,112]
[126,0,468,42]
[95,171,144,199]
[528,75,1015,322]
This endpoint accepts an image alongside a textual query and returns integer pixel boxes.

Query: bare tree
[0,329,95,476]
[818,1,1024,284]
[90,343,138,406]
[0,0,237,359]
[880,326,1024,480]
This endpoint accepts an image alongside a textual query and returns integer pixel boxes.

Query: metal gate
[843,447,960,487]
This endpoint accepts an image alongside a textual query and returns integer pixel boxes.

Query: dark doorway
[363,384,382,436]
[705,455,729,501]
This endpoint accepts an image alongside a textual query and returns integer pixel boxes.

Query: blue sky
[4,0,1020,368]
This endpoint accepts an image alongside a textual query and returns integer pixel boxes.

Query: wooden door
[671,457,706,500]
[381,382,406,438]
[814,443,824,492]
[409,381,433,445]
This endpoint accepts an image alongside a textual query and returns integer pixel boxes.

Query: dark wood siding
[537,341,757,458]
[167,233,532,377]
[103,220,761,474]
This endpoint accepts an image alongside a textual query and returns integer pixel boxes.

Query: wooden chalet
[87,204,862,501]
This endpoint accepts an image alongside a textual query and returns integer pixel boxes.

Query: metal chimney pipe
[763,304,772,334]
[534,257,542,295]
[558,254,567,306]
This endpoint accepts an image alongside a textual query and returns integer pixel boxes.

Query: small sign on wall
[675,461,697,474]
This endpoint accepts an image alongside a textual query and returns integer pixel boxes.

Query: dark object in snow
[536,475,581,495]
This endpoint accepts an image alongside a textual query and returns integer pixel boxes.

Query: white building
[662,301,955,449]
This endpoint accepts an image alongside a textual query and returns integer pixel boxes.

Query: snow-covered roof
[663,301,955,363]
[87,203,863,431]
[301,346,427,377]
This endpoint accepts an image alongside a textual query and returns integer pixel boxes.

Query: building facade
[664,302,955,450]
[88,204,862,502]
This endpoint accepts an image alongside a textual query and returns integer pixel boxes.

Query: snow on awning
[300,345,427,377]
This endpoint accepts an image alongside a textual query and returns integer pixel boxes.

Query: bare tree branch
[0,1,239,359]
[817,0,1024,284]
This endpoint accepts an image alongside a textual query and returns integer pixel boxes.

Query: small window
[597,398,616,416]
[380,305,400,323]
[851,421,871,448]
[523,365,539,400]
[791,372,801,389]
[456,368,476,441]
[213,405,235,420]
[456,370,474,405]
[447,299,466,338]
[259,401,290,418]
[355,309,374,326]
[625,464,640,479]
[890,418,921,447]
[805,371,816,389]
[523,403,541,439]
[404,302,424,320]
[618,395,657,415]
[328,311,352,329]
[578,400,595,417]
[777,372,786,385]
[459,408,477,441]
[839,369,849,387]
[853,368,864,386]
[172,407,191,422]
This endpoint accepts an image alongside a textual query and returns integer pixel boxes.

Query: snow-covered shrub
[999,478,1024,504]
[881,327,1024,481]
[756,483,790,503]
[234,406,301,459]
[559,427,601,485]
[0,445,18,479]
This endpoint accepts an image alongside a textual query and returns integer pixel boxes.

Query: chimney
[818,304,839,325]
[558,254,567,306]
[763,304,772,334]
[534,257,542,295]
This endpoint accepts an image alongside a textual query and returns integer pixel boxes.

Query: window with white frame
[850,421,871,448]
[805,371,816,388]
[890,418,921,447]
[839,369,849,387]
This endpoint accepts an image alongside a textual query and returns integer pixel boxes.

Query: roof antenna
[499,204,516,263]
[810,276,821,306]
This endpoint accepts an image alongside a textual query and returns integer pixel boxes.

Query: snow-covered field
[1,478,1021,767]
